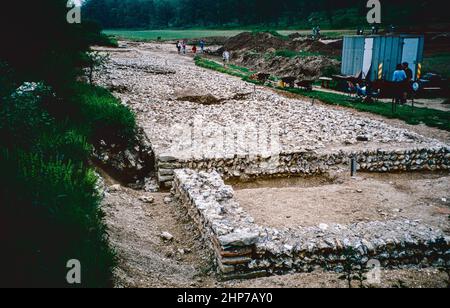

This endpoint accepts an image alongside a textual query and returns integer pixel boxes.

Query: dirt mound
[289,38,342,56]
[222,32,289,52]
[235,50,340,80]
[265,56,340,80]
[219,32,342,79]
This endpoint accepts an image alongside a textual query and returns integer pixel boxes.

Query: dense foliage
[0,0,115,91]
[0,0,135,287]
[0,87,115,288]
[82,0,449,30]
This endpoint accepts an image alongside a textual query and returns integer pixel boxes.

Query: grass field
[104,29,353,41]
[104,30,246,41]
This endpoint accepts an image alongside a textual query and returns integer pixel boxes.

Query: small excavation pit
[177,94,222,105]
[173,169,450,280]
[176,92,253,105]
[234,172,450,230]
[226,173,337,190]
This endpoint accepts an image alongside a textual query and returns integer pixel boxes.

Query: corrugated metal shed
[341,35,424,82]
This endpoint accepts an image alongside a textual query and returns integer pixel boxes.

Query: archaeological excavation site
[5,0,450,291]
[92,41,450,288]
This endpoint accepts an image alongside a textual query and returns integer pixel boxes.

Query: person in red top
[192,45,197,54]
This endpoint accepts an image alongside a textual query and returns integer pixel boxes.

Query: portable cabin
[341,35,424,82]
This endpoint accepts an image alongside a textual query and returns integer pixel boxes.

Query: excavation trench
[93,128,156,189]
[176,92,253,105]
[231,171,450,230]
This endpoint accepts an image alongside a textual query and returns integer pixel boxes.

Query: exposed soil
[217,32,342,80]
[100,169,449,288]
[224,268,448,288]
[235,171,450,230]
[100,170,217,288]
[175,88,253,105]
[227,174,336,190]
[221,32,340,57]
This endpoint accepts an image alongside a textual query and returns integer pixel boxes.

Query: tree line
[82,0,449,30]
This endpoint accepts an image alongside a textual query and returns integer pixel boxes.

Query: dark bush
[65,83,136,147]
[0,87,116,287]
[0,149,115,288]
[0,86,54,149]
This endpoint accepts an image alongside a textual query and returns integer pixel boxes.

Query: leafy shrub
[0,1,119,91]
[56,83,136,147]
[0,149,115,288]
[0,0,123,288]
[0,86,54,149]
[0,61,16,98]
[33,129,93,165]
[68,83,136,146]
[0,85,116,287]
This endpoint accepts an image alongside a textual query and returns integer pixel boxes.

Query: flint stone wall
[160,145,450,188]
[173,169,450,280]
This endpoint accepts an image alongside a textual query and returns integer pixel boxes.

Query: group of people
[176,39,206,55]
[175,39,231,68]
[392,62,414,103]
[356,25,380,36]
[350,62,415,104]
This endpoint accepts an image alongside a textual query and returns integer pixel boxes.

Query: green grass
[195,58,450,131]
[103,29,247,41]
[67,83,136,146]
[423,53,450,78]
[0,84,119,287]
[195,56,254,79]
[103,29,353,41]
[282,88,450,131]
[229,64,253,74]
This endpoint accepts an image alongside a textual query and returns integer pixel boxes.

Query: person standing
[222,50,230,67]
[402,62,414,103]
[393,64,407,82]
[371,25,379,35]
[176,41,181,54]
[200,40,205,53]
[182,40,187,55]
[192,45,197,54]
[393,64,407,104]
[402,62,413,81]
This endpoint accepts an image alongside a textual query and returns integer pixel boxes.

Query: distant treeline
[82,0,449,30]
